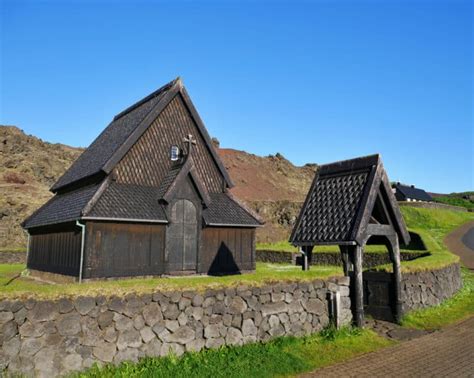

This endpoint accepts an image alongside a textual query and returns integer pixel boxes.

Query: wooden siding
[28,223,82,276]
[199,227,255,274]
[114,94,224,192]
[83,222,166,279]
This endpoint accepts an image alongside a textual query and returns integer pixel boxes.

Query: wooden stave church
[22,78,263,280]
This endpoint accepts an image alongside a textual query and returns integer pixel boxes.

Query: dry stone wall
[401,263,462,312]
[0,277,351,377]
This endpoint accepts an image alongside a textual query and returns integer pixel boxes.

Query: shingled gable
[23,78,260,229]
[157,155,211,207]
[51,77,233,193]
[290,154,410,247]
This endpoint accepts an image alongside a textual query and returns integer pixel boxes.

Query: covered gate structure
[290,154,410,326]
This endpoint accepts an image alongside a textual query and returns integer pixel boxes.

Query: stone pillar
[387,234,403,323]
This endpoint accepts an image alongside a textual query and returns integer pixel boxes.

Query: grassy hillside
[433,192,474,211]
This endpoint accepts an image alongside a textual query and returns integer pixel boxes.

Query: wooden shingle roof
[51,78,233,193]
[290,154,410,246]
[23,78,261,229]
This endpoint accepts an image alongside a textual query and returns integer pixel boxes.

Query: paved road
[304,316,474,377]
[445,221,474,269]
[462,227,474,250]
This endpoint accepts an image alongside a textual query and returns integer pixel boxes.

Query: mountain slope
[0,126,83,247]
[0,126,315,248]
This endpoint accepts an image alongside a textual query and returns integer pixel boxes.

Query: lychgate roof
[290,154,410,246]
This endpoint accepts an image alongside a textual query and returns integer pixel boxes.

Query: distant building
[392,183,433,202]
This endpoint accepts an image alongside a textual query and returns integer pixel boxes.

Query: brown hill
[0,126,315,248]
[219,148,316,242]
[0,126,83,247]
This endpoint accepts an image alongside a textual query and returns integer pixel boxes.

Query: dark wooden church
[290,154,410,325]
[23,78,263,280]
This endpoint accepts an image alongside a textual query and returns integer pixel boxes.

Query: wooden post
[388,235,403,324]
[352,245,364,327]
[301,246,313,271]
[339,245,352,276]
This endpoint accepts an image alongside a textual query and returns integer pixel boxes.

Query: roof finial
[183,134,197,156]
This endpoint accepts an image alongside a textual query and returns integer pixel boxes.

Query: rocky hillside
[220,148,316,242]
[0,126,83,248]
[0,126,316,248]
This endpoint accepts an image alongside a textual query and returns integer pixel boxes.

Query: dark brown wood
[166,199,198,272]
[318,154,380,176]
[387,234,403,323]
[352,245,364,327]
[352,164,381,244]
[28,223,82,276]
[199,227,255,274]
[83,221,166,279]
[113,94,225,193]
[339,245,352,276]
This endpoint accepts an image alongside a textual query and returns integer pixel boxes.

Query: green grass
[259,207,474,273]
[0,263,343,299]
[0,247,26,253]
[434,195,474,211]
[402,267,474,330]
[78,327,393,378]
[375,207,474,273]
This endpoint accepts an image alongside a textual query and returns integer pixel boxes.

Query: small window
[170,146,180,161]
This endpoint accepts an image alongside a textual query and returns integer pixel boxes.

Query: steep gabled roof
[290,154,410,246]
[394,183,433,202]
[51,77,233,193]
[157,156,211,207]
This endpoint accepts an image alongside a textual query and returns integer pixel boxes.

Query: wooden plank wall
[113,94,224,192]
[83,221,165,279]
[28,224,82,276]
[199,227,255,274]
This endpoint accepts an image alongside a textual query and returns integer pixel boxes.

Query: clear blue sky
[1,0,472,193]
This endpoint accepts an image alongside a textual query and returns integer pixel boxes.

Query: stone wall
[0,277,351,376]
[256,250,429,268]
[0,252,26,265]
[401,263,462,312]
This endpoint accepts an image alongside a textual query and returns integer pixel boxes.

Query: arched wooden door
[166,199,198,272]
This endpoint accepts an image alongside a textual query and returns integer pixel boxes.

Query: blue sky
[1,0,472,193]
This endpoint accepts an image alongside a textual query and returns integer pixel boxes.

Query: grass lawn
[402,267,474,330]
[258,207,474,274]
[0,263,343,299]
[0,247,27,253]
[78,327,393,378]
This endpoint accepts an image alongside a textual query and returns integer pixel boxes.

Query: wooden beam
[387,234,403,324]
[339,245,352,276]
[352,245,364,327]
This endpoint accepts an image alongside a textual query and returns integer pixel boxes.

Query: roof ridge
[113,77,181,121]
